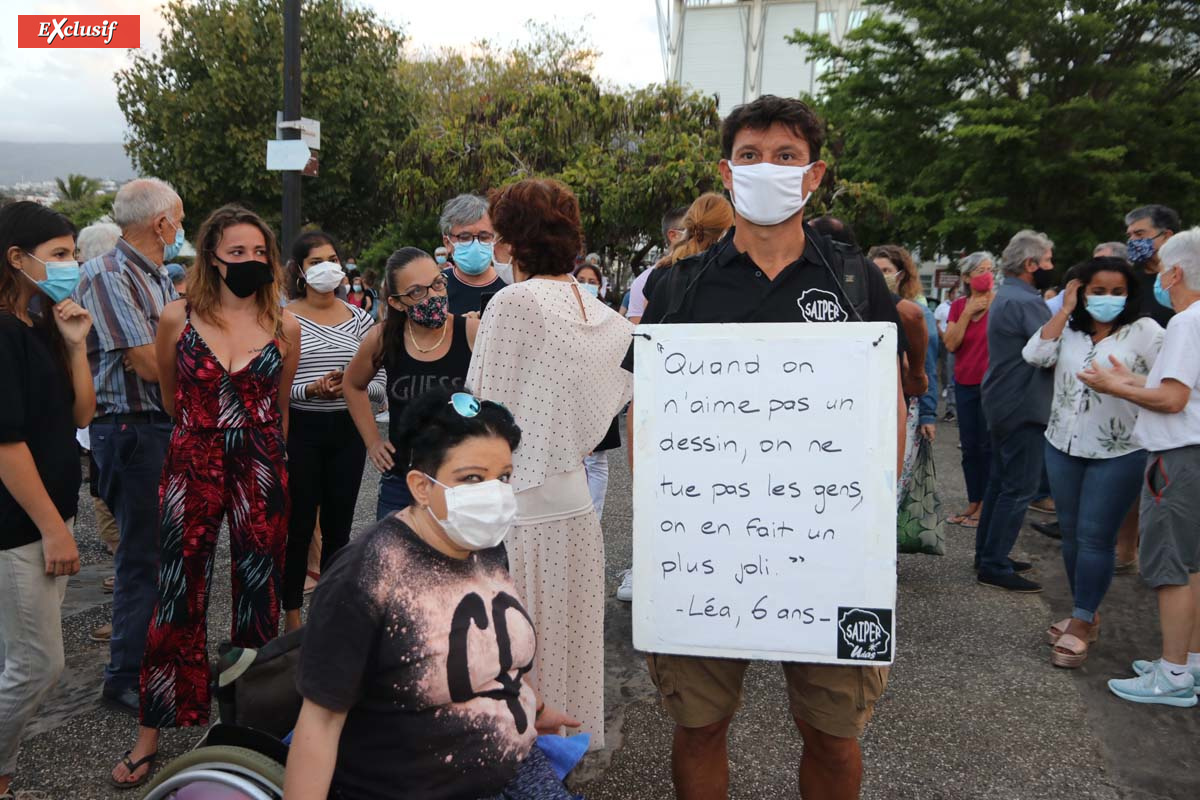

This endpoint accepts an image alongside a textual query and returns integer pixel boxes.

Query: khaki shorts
[647,653,889,740]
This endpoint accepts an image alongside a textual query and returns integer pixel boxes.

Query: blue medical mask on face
[1154,271,1175,309]
[1085,294,1126,323]
[1127,237,1156,265]
[161,219,184,261]
[453,240,493,275]
[23,253,81,303]
[579,283,599,297]
[435,255,448,265]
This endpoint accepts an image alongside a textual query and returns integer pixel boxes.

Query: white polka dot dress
[467,278,634,750]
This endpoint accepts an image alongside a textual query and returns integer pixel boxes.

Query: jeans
[954,383,991,503]
[1045,445,1146,622]
[584,451,610,519]
[377,471,413,520]
[283,409,367,611]
[91,420,172,693]
[0,533,69,775]
[976,423,1046,576]
[943,351,957,411]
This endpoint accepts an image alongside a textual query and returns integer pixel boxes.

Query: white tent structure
[657,0,867,110]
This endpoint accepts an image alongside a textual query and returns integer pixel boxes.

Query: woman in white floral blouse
[1023,257,1163,669]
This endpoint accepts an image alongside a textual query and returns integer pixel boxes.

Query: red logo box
[17,15,140,48]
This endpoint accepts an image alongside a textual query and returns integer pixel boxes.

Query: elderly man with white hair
[1083,227,1200,706]
[73,178,183,717]
[974,230,1056,592]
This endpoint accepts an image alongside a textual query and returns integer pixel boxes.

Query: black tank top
[383,314,472,475]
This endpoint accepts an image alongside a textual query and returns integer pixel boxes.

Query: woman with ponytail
[344,247,480,519]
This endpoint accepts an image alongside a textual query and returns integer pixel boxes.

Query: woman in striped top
[282,231,384,632]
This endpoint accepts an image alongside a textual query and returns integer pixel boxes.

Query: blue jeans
[90,420,173,693]
[954,383,991,503]
[975,423,1045,576]
[1045,445,1145,622]
[376,472,413,520]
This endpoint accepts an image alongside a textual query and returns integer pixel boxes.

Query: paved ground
[7,418,1200,799]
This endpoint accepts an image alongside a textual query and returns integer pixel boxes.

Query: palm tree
[55,174,101,203]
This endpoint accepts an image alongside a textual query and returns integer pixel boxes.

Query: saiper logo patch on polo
[796,289,848,322]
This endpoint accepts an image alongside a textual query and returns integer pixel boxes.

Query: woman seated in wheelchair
[284,388,580,800]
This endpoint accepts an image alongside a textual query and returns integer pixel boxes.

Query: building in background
[658,0,867,111]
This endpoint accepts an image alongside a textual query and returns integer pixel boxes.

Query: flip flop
[1114,558,1138,575]
[947,512,971,524]
[110,750,157,790]
[957,515,980,529]
[1050,633,1089,669]
[1046,617,1100,645]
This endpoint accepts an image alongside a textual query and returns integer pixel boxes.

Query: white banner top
[632,322,898,666]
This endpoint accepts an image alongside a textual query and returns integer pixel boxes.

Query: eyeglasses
[391,275,447,303]
[449,392,481,418]
[446,232,496,245]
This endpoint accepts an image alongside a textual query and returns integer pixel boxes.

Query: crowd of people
[0,93,1198,800]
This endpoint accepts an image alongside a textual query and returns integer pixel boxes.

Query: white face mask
[729,162,815,227]
[492,256,514,285]
[424,475,517,551]
[304,261,344,294]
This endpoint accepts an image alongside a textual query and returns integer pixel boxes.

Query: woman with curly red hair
[467,179,633,749]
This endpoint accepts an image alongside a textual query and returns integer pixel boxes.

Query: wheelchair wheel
[141,744,286,799]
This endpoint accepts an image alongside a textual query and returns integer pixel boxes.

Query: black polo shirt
[624,228,903,370]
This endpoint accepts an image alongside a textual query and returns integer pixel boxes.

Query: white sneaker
[1132,658,1200,694]
[616,568,633,602]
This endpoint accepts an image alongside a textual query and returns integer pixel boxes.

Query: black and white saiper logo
[836,607,893,661]
[796,289,848,322]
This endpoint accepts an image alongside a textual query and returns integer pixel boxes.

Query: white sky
[0,0,665,143]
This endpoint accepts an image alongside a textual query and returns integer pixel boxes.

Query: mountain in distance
[0,142,137,186]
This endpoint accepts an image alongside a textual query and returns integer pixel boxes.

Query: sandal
[303,569,320,595]
[110,750,157,790]
[947,512,971,524]
[1046,617,1100,646]
[1114,558,1138,575]
[102,576,115,594]
[1050,633,1089,669]
[957,514,980,529]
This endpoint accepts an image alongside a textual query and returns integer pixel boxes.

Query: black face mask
[1032,266,1055,291]
[215,257,274,298]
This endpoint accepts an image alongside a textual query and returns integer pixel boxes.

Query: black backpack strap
[830,242,871,320]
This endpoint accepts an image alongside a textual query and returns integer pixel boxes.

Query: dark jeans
[376,471,413,521]
[954,383,991,503]
[975,423,1046,576]
[283,409,366,611]
[1045,445,1145,622]
[90,420,172,693]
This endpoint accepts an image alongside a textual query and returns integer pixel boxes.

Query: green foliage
[52,190,115,229]
[115,0,415,252]
[792,0,1200,265]
[55,174,101,203]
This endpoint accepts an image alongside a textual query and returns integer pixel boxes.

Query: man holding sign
[627,96,906,800]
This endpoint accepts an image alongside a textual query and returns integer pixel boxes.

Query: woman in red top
[944,251,996,527]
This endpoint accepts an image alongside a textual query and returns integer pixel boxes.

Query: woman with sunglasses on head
[110,205,300,790]
[0,202,94,800]
[280,231,385,632]
[345,247,480,519]
[285,388,579,800]
[467,179,633,750]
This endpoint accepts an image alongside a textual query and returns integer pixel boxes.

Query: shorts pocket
[646,653,676,696]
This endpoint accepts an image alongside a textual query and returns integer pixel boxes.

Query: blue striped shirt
[74,239,177,416]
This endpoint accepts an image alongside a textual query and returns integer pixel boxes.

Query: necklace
[407,319,448,353]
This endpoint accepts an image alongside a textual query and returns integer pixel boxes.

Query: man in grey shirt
[976,230,1056,592]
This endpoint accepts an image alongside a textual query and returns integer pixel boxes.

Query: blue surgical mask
[1154,272,1175,309]
[1084,295,1126,323]
[1127,237,1156,265]
[453,240,493,276]
[23,253,81,303]
[579,283,600,297]
[435,255,448,265]
[161,219,185,262]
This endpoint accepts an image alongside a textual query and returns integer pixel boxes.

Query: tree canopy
[794,0,1200,265]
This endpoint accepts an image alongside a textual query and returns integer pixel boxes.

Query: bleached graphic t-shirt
[298,516,538,800]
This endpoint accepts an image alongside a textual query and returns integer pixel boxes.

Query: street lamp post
[281,0,301,254]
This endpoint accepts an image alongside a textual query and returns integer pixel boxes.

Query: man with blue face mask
[1126,204,1181,328]
[439,194,509,315]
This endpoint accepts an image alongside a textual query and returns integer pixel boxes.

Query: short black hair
[809,216,858,248]
[394,388,522,476]
[720,95,825,162]
[662,206,689,240]
[1067,257,1142,334]
[1125,204,1182,234]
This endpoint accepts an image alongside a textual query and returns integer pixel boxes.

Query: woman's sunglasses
[449,392,481,418]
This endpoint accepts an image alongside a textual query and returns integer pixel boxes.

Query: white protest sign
[632,322,898,666]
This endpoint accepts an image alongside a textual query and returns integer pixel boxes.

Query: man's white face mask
[729,162,816,227]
